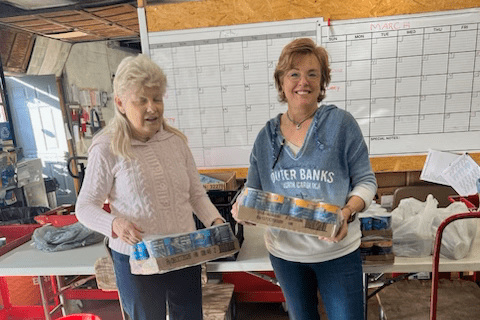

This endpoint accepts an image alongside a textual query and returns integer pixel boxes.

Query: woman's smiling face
[282,53,322,110]
[115,85,164,141]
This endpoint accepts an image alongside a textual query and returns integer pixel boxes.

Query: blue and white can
[146,238,169,258]
[133,241,150,260]
[242,188,258,208]
[211,224,232,244]
[289,198,315,220]
[254,190,268,211]
[313,203,339,224]
[360,217,373,231]
[265,192,288,215]
[372,216,392,230]
[190,229,213,248]
[165,234,194,255]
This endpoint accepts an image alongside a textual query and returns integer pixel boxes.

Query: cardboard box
[202,172,237,191]
[237,205,340,237]
[362,229,393,240]
[362,253,395,265]
[361,229,394,265]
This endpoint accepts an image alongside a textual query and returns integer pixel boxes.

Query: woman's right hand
[231,191,256,226]
[112,217,145,245]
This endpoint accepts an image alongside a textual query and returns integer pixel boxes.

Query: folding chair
[392,185,457,209]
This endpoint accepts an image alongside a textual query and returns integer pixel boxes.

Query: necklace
[286,108,317,130]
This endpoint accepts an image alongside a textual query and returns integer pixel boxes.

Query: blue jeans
[111,250,203,320]
[269,249,364,320]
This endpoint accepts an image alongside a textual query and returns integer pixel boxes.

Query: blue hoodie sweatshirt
[246,104,377,263]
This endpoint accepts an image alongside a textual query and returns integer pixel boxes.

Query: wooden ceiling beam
[35,15,75,31]
[0,21,51,39]
[75,9,139,35]
[36,14,104,40]
[0,4,139,43]
[86,4,136,17]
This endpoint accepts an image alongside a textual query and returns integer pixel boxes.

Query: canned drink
[242,188,258,208]
[360,217,373,231]
[145,238,169,258]
[132,241,150,260]
[289,198,315,220]
[360,241,374,257]
[254,190,267,211]
[165,234,194,255]
[375,241,393,255]
[190,229,213,248]
[313,203,339,224]
[265,192,286,214]
[211,224,232,244]
[372,216,392,230]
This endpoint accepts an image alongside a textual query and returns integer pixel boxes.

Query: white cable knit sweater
[75,127,223,255]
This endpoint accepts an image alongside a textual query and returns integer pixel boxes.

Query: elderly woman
[233,38,378,320]
[76,54,224,320]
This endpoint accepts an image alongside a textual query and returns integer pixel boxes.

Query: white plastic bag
[392,194,475,259]
[432,201,476,260]
[392,195,439,257]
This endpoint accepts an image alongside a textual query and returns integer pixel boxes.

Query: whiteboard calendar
[143,8,480,168]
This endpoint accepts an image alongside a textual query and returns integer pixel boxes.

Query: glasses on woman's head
[285,70,321,82]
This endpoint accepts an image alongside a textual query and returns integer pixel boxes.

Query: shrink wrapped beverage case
[130,223,240,275]
[238,187,342,237]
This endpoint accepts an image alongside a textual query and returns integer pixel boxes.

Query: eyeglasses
[285,70,321,82]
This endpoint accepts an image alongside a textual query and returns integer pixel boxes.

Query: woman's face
[116,85,164,141]
[282,53,321,110]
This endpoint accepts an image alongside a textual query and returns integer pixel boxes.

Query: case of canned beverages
[238,187,343,237]
[130,223,240,275]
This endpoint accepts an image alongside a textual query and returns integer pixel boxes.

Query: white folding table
[0,222,479,318]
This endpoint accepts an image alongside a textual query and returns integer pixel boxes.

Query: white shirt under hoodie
[75,126,223,256]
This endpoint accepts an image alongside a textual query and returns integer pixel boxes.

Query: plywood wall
[145,0,478,32]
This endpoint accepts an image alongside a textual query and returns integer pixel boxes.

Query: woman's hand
[318,216,348,243]
[318,197,364,243]
[211,218,225,226]
[318,215,349,242]
[231,192,256,226]
[112,217,144,245]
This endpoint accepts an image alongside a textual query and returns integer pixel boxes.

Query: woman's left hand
[318,196,364,242]
[211,218,225,226]
[318,217,348,243]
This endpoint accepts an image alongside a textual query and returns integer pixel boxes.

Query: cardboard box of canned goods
[200,171,237,191]
[130,223,240,275]
[237,188,343,237]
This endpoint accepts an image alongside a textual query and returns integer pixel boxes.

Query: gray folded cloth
[32,222,105,252]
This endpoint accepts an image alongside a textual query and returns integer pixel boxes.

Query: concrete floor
[80,296,382,319]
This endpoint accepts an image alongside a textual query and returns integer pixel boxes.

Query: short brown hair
[274,38,331,103]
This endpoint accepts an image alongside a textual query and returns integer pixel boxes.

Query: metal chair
[392,185,457,209]
[429,211,480,320]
